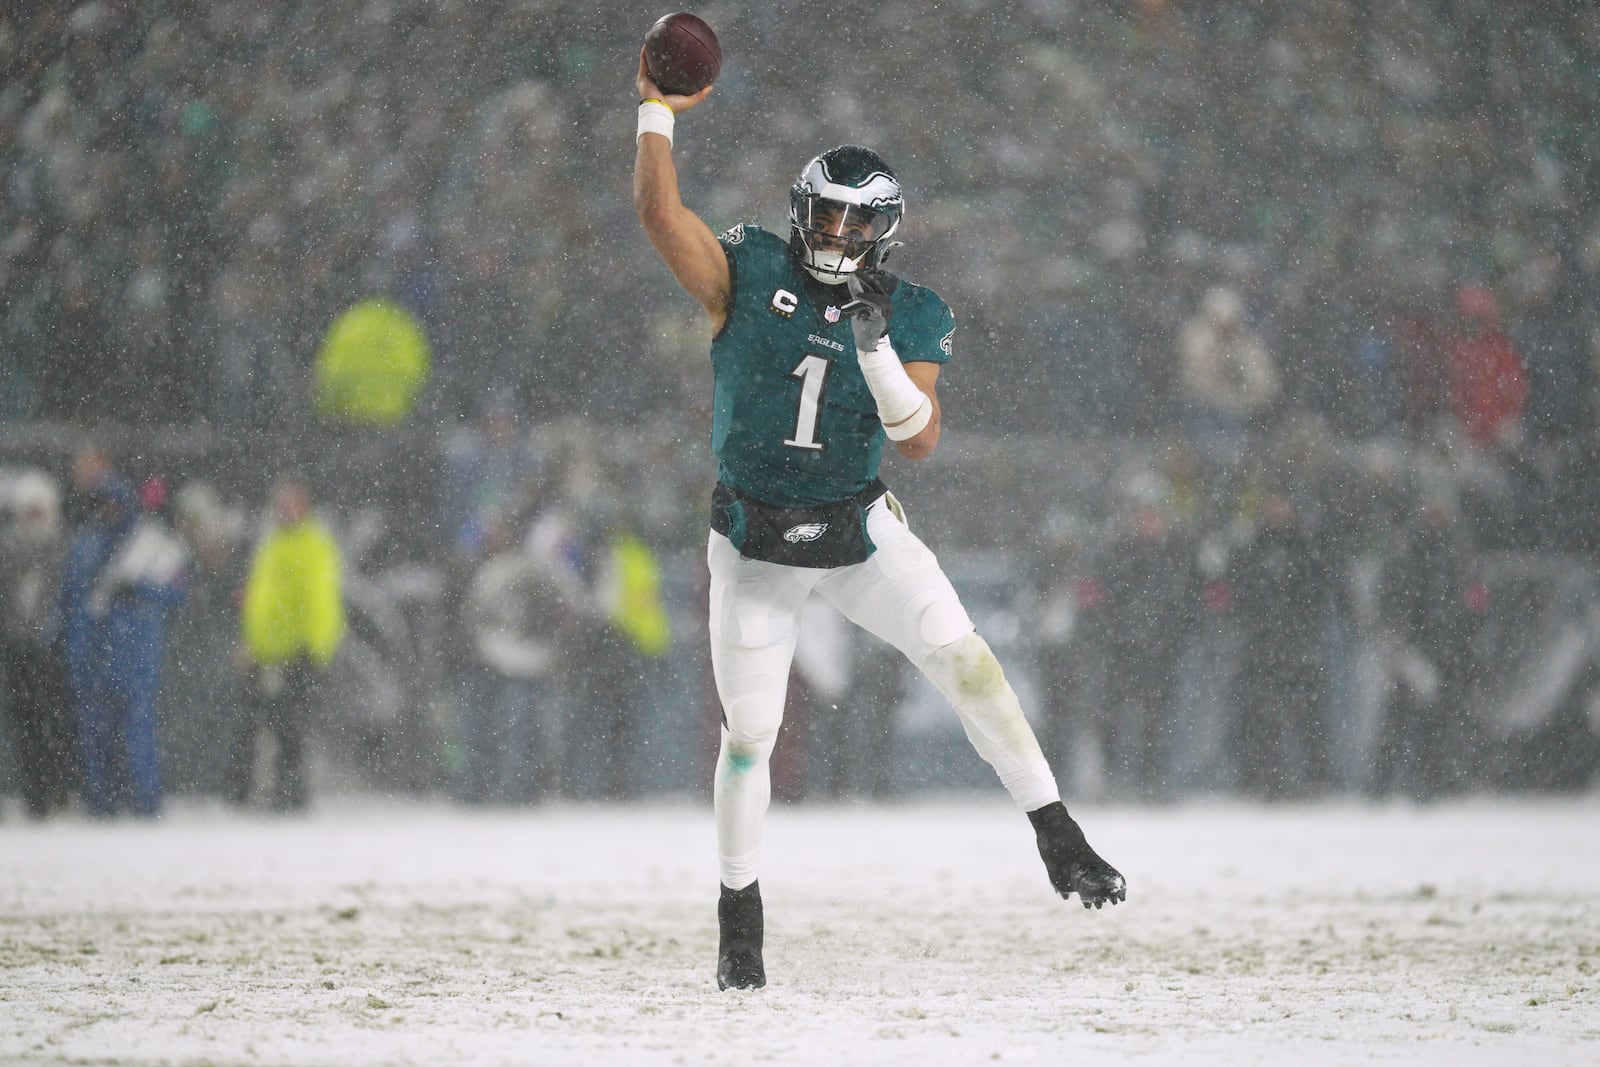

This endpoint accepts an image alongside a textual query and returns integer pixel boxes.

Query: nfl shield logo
[824,305,841,323]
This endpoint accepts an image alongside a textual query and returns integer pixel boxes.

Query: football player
[633,51,1125,992]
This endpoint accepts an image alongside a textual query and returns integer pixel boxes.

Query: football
[644,12,721,96]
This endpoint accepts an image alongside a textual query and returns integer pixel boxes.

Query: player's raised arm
[632,50,729,329]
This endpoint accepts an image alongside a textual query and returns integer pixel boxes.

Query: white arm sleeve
[856,337,932,441]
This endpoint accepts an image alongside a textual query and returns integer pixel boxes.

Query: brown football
[644,12,721,96]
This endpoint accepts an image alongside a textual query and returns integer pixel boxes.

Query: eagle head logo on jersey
[783,522,829,543]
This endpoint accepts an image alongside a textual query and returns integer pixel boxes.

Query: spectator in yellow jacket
[229,478,344,811]
[312,296,432,427]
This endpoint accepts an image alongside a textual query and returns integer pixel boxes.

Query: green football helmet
[788,145,904,284]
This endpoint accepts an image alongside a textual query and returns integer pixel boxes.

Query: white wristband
[856,336,931,440]
[637,99,674,145]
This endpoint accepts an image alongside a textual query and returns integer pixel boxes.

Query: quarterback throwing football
[633,51,1125,992]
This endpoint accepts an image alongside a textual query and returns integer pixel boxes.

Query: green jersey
[711,224,954,508]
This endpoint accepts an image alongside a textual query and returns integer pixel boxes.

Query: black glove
[841,268,899,351]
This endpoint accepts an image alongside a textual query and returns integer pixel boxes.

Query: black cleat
[1028,801,1127,909]
[717,881,766,990]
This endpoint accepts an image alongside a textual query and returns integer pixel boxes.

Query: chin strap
[801,253,862,284]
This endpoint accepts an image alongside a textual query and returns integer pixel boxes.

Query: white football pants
[708,495,1061,890]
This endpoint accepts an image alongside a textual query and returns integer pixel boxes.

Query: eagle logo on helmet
[783,522,830,543]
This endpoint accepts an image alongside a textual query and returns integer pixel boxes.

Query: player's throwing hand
[636,48,714,114]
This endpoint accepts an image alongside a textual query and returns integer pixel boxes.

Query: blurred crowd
[4,1,1600,810]
[0,421,691,816]
[1023,421,1589,805]
[0,448,188,817]
[4,405,1599,815]
[2,1,1597,437]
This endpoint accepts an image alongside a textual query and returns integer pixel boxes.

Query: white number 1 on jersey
[784,354,830,451]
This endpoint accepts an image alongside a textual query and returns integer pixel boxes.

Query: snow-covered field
[2,795,1597,1066]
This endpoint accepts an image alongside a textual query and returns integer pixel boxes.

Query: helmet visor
[793,196,896,256]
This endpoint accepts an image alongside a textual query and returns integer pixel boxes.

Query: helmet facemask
[789,146,904,284]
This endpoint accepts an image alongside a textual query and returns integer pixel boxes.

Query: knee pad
[909,587,976,651]
[721,693,783,752]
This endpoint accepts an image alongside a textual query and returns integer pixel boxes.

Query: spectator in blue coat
[57,471,188,817]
